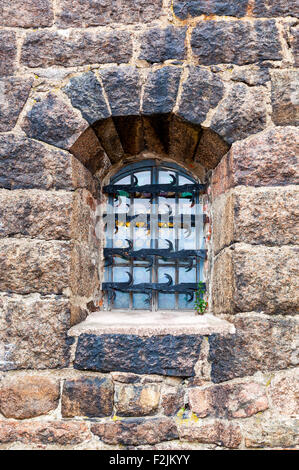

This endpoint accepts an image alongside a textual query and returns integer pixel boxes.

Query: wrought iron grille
[102,160,207,311]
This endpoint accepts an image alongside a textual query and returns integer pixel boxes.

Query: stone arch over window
[17,67,298,334]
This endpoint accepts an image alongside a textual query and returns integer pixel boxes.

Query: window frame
[103,159,205,312]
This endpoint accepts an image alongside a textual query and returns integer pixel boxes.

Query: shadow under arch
[70,113,230,184]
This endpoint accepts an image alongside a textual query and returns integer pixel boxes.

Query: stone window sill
[69,311,235,337]
[69,312,235,377]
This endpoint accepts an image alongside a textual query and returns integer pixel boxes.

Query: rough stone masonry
[0,0,298,450]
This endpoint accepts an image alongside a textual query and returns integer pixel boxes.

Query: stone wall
[0,0,298,450]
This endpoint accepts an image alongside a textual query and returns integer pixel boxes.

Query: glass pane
[133,267,151,310]
[158,266,176,310]
[158,197,176,250]
[178,267,196,310]
[115,175,130,185]
[134,170,151,186]
[179,174,194,184]
[158,170,176,184]
[112,267,130,309]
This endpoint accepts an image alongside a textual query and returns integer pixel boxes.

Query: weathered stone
[71,188,98,244]
[0,375,59,419]
[268,369,299,416]
[21,93,88,150]
[173,0,248,18]
[168,116,201,165]
[244,417,299,448]
[189,382,268,419]
[74,334,203,376]
[0,239,70,295]
[142,67,182,115]
[212,186,299,253]
[0,420,90,445]
[63,72,110,124]
[70,242,100,298]
[61,376,113,418]
[69,126,108,174]
[161,386,185,416]
[209,315,299,383]
[91,417,178,445]
[211,127,299,198]
[253,1,299,17]
[195,128,230,169]
[0,134,96,192]
[1,0,53,27]
[113,116,144,154]
[290,25,299,66]
[212,244,299,315]
[191,20,282,66]
[211,83,267,144]
[0,293,72,370]
[178,67,224,124]
[0,77,32,132]
[231,65,270,86]
[56,0,163,27]
[115,383,161,416]
[139,26,187,63]
[99,67,141,117]
[93,118,124,163]
[271,70,299,126]
[21,30,132,68]
[0,189,72,240]
[0,31,17,77]
[178,420,242,449]
[111,372,141,384]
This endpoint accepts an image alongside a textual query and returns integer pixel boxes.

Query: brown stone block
[0,189,72,240]
[212,186,299,253]
[0,77,32,132]
[0,420,90,446]
[191,20,281,66]
[1,0,54,27]
[268,369,299,417]
[212,243,299,315]
[0,293,72,370]
[56,0,163,27]
[21,93,88,151]
[61,376,113,418]
[211,82,267,144]
[0,134,96,193]
[195,128,230,170]
[178,420,242,449]
[115,383,161,417]
[0,375,59,419]
[161,386,185,416]
[91,417,178,445]
[71,188,98,244]
[244,417,299,448]
[0,239,70,295]
[70,242,100,298]
[70,126,108,174]
[208,315,299,382]
[189,382,268,419]
[21,30,132,68]
[211,126,299,198]
[271,70,299,126]
[0,31,17,77]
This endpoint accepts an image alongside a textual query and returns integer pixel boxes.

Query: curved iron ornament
[102,273,206,303]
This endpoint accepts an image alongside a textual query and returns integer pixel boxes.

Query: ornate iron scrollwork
[102,273,206,303]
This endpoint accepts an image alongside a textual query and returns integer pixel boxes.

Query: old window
[102,160,206,311]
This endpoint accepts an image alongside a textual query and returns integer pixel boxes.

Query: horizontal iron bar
[103,183,206,195]
[104,247,207,261]
[102,282,205,294]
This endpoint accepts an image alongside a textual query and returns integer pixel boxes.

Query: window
[103,160,206,311]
